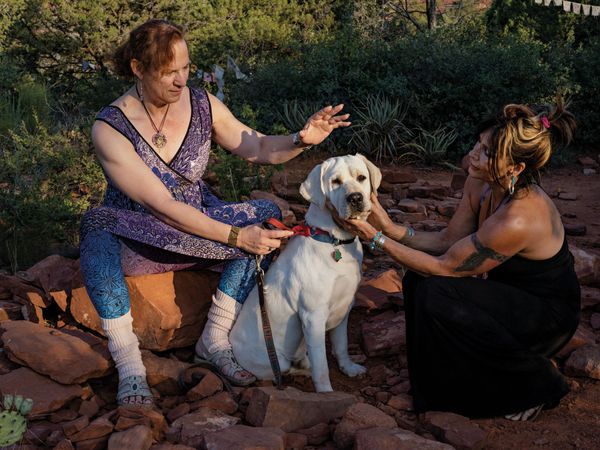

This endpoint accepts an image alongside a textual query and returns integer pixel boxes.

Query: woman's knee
[254,199,282,221]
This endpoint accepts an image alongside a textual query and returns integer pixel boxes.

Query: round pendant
[152,132,167,149]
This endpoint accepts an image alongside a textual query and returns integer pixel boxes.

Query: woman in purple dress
[79,19,350,407]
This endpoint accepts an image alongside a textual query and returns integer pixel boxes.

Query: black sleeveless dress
[403,234,580,417]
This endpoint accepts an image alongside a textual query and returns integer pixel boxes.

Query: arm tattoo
[455,234,508,273]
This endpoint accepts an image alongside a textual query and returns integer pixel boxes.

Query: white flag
[563,1,571,12]
[593,5,600,16]
[544,0,552,6]
[553,0,562,6]
[572,2,581,14]
[582,3,590,15]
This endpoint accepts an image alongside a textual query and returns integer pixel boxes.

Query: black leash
[255,254,284,389]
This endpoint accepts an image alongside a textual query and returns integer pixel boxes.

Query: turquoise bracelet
[369,231,386,251]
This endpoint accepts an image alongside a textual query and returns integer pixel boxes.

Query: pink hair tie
[541,116,551,129]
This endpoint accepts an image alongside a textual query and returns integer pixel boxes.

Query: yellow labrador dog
[230,154,381,392]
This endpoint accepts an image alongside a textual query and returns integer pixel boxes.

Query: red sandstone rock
[108,425,153,450]
[142,350,190,396]
[190,391,238,415]
[70,270,220,351]
[361,311,406,357]
[1,320,112,384]
[333,402,397,448]
[382,170,418,184]
[296,422,330,446]
[69,417,114,442]
[182,369,223,402]
[355,427,453,449]
[571,246,600,285]
[203,425,285,449]
[26,254,79,295]
[421,411,489,450]
[0,367,83,415]
[565,345,600,380]
[245,386,356,432]
[167,408,239,448]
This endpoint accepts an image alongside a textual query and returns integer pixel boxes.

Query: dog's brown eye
[357,175,367,182]
[332,178,342,185]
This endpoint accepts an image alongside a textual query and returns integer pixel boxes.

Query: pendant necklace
[135,84,170,149]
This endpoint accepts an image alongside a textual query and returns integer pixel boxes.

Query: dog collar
[264,218,356,262]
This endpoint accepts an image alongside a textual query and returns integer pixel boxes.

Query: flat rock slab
[1,320,113,384]
[361,310,406,357]
[70,270,220,351]
[203,425,285,449]
[355,427,454,450]
[421,411,488,450]
[168,407,239,448]
[565,345,600,380]
[246,386,357,432]
[333,402,397,448]
[0,367,83,415]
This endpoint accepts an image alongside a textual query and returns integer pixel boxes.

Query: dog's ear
[356,153,382,194]
[300,159,330,208]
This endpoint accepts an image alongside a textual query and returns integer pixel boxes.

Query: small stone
[564,222,587,236]
[565,344,600,379]
[387,394,413,411]
[590,313,600,330]
[166,402,190,423]
[296,422,330,446]
[333,403,397,449]
[108,425,153,450]
[558,192,578,201]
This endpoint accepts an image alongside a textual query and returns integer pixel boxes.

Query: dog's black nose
[346,192,363,206]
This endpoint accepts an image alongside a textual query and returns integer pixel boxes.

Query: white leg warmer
[100,311,146,380]
[198,289,242,354]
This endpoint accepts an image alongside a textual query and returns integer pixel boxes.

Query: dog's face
[299,154,382,220]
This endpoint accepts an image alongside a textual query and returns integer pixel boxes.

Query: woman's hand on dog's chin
[366,193,393,234]
[342,219,377,241]
[237,225,294,255]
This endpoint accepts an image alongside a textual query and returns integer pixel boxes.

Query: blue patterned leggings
[80,200,280,319]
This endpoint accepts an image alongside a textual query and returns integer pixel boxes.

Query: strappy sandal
[117,375,153,408]
[504,404,544,421]
[195,340,256,387]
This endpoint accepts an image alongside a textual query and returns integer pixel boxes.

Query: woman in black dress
[341,101,580,420]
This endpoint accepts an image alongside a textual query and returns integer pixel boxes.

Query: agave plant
[349,94,410,164]
[400,126,460,169]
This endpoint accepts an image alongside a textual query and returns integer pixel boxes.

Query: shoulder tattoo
[455,234,508,273]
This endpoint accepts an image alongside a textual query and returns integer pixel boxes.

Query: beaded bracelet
[369,231,386,252]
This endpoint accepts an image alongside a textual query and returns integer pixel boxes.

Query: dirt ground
[280,155,600,450]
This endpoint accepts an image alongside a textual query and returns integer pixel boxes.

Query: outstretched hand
[298,104,351,146]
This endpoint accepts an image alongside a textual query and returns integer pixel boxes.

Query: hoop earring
[509,175,516,196]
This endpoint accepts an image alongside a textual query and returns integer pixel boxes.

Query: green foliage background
[0,0,598,269]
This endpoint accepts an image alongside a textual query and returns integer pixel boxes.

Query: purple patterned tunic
[81,87,275,272]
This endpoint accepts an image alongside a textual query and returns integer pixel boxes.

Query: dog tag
[332,248,342,262]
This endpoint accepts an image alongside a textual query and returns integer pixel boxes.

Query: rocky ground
[0,154,599,450]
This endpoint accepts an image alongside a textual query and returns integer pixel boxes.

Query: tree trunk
[426,0,437,30]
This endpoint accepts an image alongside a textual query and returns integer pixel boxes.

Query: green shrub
[0,118,104,270]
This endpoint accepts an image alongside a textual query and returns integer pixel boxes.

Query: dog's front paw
[339,361,367,377]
